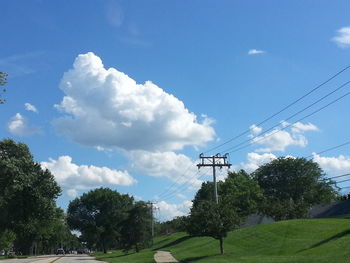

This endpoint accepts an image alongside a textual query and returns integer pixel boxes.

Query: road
[0,255,101,263]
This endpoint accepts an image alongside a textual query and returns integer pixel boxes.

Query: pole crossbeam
[197,153,231,204]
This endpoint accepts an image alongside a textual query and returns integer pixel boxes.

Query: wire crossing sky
[1,0,350,221]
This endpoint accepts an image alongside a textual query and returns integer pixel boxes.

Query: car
[56,248,65,255]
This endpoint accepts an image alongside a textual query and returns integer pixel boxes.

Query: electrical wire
[224,86,350,155]
[203,64,350,155]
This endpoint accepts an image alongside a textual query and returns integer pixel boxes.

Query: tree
[252,157,338,221]
[0,229,16,256]
[120,201,152,253]
[0,72,8,104]
[0,139,61,254]
[186,170,263,254]
[67,188,133,253]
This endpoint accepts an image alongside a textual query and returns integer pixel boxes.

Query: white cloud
[25,103,38,113]
[332,27,350,48]
[129,150,203,188]
[41,156,136,191]
[67,189,78,198]
[291,122,318,133]
[156,200,192,221]
[251,121,318,152]
[240,152,277,173]
[312,153,350,176]
[253,129,307,152]
[250,124,262,135]
[53,52,215,152]
[7,113,41,136]
[248,49,265,55]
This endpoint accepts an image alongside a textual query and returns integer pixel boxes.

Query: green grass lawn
[94,218,350,263]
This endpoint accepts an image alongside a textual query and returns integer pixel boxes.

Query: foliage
[120,201,152,253]
[0,72,8,104]
[186,170,263,254]
[155,216,188,235]
[0,139,61,254]
[252,157,338,221]
[0,229,16,254]
[67,187,134,253]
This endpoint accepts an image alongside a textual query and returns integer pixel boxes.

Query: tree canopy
[67,187,134,253]
[186,170,263,254]
[119,201,152,252]
[0,139,62,254]
[252,157,338,221]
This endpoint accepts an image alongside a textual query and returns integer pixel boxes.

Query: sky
[1,0,350,221]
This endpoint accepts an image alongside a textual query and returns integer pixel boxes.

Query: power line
[220,80,350,154]
[305,141,350,159]
[156,164,199,199]
[203,64,350,155]
[160,168,212,201]
[224,85,350,155]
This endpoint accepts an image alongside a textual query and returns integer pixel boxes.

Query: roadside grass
[94,219,350,263]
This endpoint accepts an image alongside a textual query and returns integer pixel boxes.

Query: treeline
[160,158,339,254]
[0,139,153,255]
[0,139,80,255]
[67,188,152,253]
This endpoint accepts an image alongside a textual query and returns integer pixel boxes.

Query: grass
[94,218,350,263]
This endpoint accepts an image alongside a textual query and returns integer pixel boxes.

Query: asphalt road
[1,255,100,263]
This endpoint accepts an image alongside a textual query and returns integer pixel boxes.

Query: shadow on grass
[153,236,191,251]
[300,229,350,252]
[95,252,136,260]
[180,256,212,263]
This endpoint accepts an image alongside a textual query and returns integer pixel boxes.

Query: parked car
[56,248,65,255]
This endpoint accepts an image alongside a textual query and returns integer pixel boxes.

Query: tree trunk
[219,237,224,255]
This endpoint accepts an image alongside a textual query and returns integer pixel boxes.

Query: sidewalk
[154,251,178,263]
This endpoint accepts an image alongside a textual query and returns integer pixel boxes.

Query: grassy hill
[95,218,350,263]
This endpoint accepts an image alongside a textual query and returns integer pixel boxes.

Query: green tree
[0,139,61,254]
[253,157,338,221]
[67,188,133,253]
[187,170,263,254]
[120,201,152,253]
[0,229,16,256]
[0,72,8,104]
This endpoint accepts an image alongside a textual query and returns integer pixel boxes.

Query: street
[0,255,101,263]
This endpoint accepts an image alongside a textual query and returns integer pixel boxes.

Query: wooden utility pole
[197,153,231,255]
[197,153,231,204]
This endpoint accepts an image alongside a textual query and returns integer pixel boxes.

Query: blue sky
[1,0,350,220]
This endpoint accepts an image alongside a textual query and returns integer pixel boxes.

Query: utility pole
[149,202,159,245]
[197,153,231,204]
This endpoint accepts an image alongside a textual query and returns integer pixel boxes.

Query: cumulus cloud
[41,156,136,192]
[240,152,277,173]
[53,52,215,152]
[25,103,38,113]
[250,124,262,135]
[129,151,203,188]
[156,200,192,221]
[7,113,41,136]
[253,129,307,152]
[250,122,318,152]
[332,27,350,48]
[312,153,350,176]
[24,102,38,113]
[291,122,318,133]
[67,189,78,198]
[248,49,265,55]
